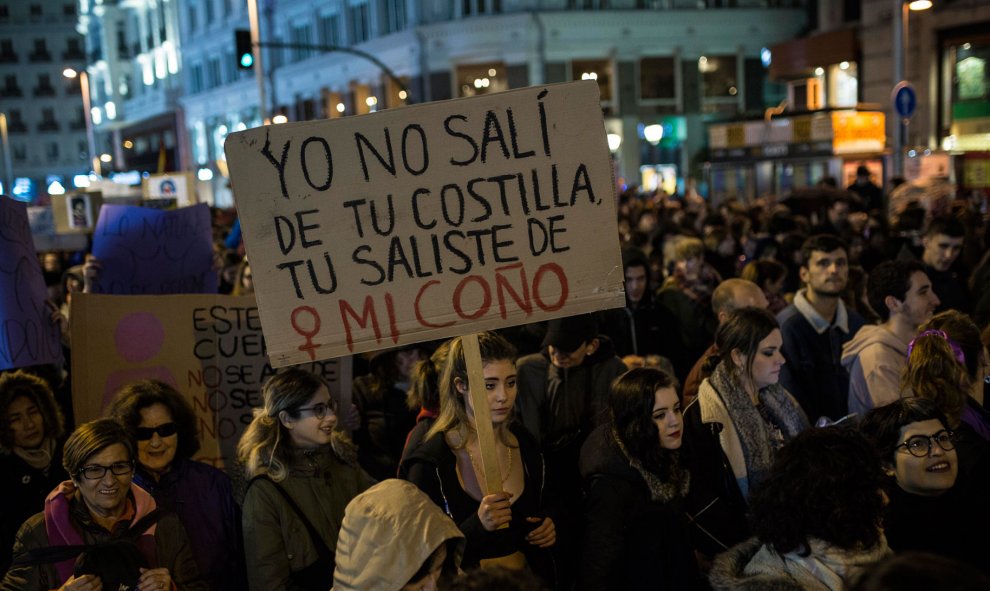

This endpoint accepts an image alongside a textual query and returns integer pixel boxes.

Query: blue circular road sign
[892,81,916,119]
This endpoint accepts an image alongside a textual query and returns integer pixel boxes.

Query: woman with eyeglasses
[902,312,990,488]
[0,371,69,575]
[108,380,246,591]
[860,397,990,572]
[238,368,373,591]
[1,418,206,591]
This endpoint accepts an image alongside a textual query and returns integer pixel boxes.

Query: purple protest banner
[92,203,218,294]
[0,198,63,370]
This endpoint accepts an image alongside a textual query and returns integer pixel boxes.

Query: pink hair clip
[906,329,966,365]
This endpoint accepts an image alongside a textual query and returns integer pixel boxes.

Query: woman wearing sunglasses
[1,418,206,591]
[860,398,990,572]
[238,368,373,591]
[108,380,245,591]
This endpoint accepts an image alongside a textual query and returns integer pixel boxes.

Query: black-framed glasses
[296,402,336,420]
[135,422,178,441]
[77,461,135,480]
[895,429,955,458]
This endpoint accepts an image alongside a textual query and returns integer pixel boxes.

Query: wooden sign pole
[461,333,503,495]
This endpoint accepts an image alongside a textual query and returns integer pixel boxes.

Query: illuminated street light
[99,153,112,163]
[63,68,100,175]
[607,133,622,152]
[272,114,288,124]
[644,124,664,145]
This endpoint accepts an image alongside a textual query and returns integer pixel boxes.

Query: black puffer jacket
[577,424,703,591]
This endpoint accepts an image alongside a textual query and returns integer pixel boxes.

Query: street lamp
[62,67,100,176]
[892,0,932,178]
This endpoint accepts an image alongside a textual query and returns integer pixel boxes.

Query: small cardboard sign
[0,198,63,370]
[225,81,625,367]
[70,293,349,471]
[52,192,104,234]
[144,173,196,207]
[27,206,89,252]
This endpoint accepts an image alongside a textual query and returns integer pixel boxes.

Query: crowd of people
[3,174,990,590]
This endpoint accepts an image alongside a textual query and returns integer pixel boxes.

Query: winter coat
[577,424,702,591]
[133,458,245,591]
[242,438,374,591]
[709,537,890,591]
[332,479,464,591]
[0,482,206,591]
[777,293,864,422]
[0,442,67,574]
[840,324,910,416]
[681,384,750,558]
[352,375,419,481]
[399,422,556,581]
[599,291,677,359]
[515,337,627,504]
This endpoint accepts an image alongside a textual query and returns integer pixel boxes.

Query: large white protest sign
[225,81,624,367]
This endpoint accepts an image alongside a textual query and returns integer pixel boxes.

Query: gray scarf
[610,426,690,503]
[709,362,809,493]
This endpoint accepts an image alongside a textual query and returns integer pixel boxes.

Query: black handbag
[248,476,335,591]
[13,509,163,591]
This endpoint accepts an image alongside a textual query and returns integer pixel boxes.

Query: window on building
[463,0,501,14]
[35,73,55,96]
[0,5,9,19]
[456,62,508,98]
[571,58,613,103]
[349,2,370,44]
[827,61,857,108]
[46,142,59,160]
[385,0,407,33]
[320,13,340,47]
[13,143,26,161]
[640,57,676,101]
[78,140,87,160]
[30,39,50,62]
[207,56,222,88]
[191,63,204,93]
[204,0,214,24]
[1,74,19,97]
[29,4,41,17]
[187,3,197,32]
[63,4,75,16]
[0,38,14,62]
[290,23,312,62]
[699,54,738,114]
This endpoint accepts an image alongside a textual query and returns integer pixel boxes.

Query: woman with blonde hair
[399,332,556,585]
[238,368,372,591]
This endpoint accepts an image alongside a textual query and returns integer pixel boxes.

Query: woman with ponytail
[238,368,372,591]
[399,332,557,585]
[681,307,809,562]
[902,311,990,487]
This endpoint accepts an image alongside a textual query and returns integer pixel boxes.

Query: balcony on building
[33,83,57,97]
[0,84,22,98]
[28,50,52,63]
[38,120,60,132]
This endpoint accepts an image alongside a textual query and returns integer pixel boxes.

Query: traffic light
[235,29,253,70]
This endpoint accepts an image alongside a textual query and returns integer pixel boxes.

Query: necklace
[466,441,513,484]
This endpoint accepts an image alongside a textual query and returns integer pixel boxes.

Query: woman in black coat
[0,371,68,575]
[578,367,703,590]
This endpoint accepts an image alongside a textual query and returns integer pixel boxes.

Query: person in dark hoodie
[599,247,677,362]
[514,313,625,585]
[578,367,702,591]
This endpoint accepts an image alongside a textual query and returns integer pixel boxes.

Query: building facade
[177,0,809,206]
[0,0,88,200]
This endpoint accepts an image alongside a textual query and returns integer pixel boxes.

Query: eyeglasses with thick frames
[895,429,955,458]
[135,422,178,441]
[77,461,135,480]
[296,402,336,420]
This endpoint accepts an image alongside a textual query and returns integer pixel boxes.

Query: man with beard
[843,260,940,415]
[920,216,968,313]
[777,235,865,423]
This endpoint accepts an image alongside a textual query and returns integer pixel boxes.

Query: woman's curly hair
[748,426,885,556]
[0,370,65,451]
[107,380,201,461]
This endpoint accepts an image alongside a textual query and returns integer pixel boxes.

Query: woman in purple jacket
[109,380,246,591]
